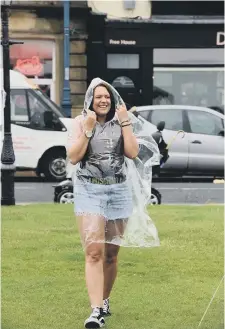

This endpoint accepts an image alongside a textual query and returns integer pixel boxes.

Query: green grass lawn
[2,204,224,329]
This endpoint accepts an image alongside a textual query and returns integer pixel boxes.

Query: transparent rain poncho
[67,78,160,248]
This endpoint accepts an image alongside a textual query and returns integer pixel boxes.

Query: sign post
[61,0,72,117]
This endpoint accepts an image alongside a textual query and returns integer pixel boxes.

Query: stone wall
[69,39,87,117]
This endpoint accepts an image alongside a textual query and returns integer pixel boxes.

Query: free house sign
[109,39,136,45]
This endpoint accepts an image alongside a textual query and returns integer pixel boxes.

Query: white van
[1,70,74,180]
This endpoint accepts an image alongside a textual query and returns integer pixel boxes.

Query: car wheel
[149,188,161,205]
[57,191,74,204]
[41,150,67,181]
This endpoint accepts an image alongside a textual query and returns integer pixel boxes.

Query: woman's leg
[85,242,105,308]
[77,215,105,308]
[103,219,127,300]
[103,243,120,300]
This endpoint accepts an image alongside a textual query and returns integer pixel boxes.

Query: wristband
[121,123,131,128]
[120,119,130,125]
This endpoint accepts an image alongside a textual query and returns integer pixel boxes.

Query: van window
[34,90,65,118]
[11,89,29,122]
[27,90,62,130]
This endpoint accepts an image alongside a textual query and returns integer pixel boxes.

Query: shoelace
[103,299,109,313]
[91,307,101,318]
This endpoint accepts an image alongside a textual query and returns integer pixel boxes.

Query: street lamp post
[1,0,16,206]
[61,0,72,117]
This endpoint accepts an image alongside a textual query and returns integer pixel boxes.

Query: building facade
[87,0,151,19]
[87,1,224,112]
[7,1,89,117]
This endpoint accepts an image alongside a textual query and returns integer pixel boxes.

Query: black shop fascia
[87,13,224,111]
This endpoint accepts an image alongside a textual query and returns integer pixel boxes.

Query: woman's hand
[84,110,97,131]
[116,105,129,123]
[116,105,139,159]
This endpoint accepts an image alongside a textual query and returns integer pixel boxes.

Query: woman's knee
[85,244,104,263]
[105,245,120,264]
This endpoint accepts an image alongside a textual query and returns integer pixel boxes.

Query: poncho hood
[82,77,125,117]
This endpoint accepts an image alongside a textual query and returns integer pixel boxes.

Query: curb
[16,202,224,206]
[15,171,37,177]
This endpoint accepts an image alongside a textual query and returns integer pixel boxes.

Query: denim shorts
[73,179,133,220]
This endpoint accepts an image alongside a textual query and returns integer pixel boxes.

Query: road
[14,181,224,205]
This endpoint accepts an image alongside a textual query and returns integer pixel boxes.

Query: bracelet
[121,123,131,128]
[120,119,130,125]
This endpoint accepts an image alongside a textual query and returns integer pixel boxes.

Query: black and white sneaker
[84,307,105,328]
[102,298,111,317]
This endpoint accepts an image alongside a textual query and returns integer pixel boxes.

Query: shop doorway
[107,72,141,108]
[106,53,142,107]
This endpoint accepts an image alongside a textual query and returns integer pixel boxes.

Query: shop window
[10,40,54,79]
[112,76,135,88]
[154,48,224,65]
[153,73,174,105]
[107,54,139,69]
[153,68,224,112]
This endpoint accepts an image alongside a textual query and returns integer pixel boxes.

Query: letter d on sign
[216,32,225,46]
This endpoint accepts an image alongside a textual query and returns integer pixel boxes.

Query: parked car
[135,105,224,177]
[209,106,224,115]
[53,179,162,205]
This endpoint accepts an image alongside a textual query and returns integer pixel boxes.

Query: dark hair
[89,83,116,122]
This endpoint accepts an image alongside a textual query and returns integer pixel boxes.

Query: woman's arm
[67,132,90,165]
[121,124,139,159]
[67,111,96,165]
[116,105,139,159]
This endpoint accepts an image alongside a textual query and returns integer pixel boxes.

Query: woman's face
[92,85,111,117]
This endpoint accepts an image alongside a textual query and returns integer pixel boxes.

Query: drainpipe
[61,0,72,117]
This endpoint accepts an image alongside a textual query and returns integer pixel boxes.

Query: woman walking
[67,78,160,328]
